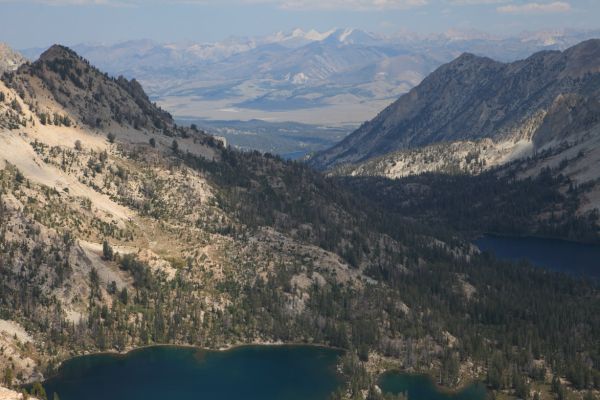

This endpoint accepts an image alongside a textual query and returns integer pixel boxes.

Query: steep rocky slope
[311,39,600,170]
[0,46,598,400]
[0,44,26,74]
[3,45,175,132]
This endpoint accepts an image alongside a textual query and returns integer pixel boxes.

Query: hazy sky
[1,0,599,49]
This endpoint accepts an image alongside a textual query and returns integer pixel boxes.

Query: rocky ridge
[0,44,26,74]
[311,39,600,171]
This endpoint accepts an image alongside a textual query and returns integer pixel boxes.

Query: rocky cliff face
[311,39,600,170]
[0,43,26,74]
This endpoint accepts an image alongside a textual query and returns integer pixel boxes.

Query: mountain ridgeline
[311,39,600,169]
[28,28,600,131]
[0,44,599,400]
[3,45,178,133]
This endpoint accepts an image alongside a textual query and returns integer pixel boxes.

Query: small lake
[475,235,600,279]
[379,372,487,400]
[43,345,343,400]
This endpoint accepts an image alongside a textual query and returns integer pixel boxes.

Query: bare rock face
[311,39,600,170]
[0,43,27,74]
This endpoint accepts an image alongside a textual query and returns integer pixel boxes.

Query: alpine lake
[43,345,487,400]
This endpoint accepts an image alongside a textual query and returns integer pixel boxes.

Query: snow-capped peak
[327,28,378,45]
[339,28,355,43]
[305,29,336,41]
[267,28,336,44]
[291,28,306,38]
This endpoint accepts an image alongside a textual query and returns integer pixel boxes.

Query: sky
[1,0,600,49]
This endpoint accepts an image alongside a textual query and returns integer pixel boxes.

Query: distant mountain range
[20,28,600,129]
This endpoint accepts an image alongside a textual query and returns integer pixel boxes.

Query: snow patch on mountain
[291,72,309,85]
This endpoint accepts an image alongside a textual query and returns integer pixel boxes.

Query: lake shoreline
[474,233,600,280]
[42,343,346,400]
[44,340,346,381]
[55,340,345,362]
[377,369,486,397]
[474,231,600,246]
[45,342,487,400]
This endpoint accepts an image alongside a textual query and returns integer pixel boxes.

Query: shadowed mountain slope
[311,39,600,170]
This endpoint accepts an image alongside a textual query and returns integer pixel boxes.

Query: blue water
[43,345,343,400]
[379,372,486,400]
[475,235,600,278]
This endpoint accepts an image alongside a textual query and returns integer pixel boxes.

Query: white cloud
[0,0,132,5]
[11,0,107,3]
[497,1,571,14]
[230,0,428,10]
[0,0,428,9]
[0,0,577,13]
[448,0,509,4]
[275,0,427,10]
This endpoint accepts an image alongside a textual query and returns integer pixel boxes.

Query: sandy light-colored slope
[0,78,136,221]
[0,387,38,400]
[520,127,600,212]
[0,130,132,222]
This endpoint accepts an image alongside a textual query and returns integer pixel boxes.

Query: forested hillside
[338,149,600,244]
